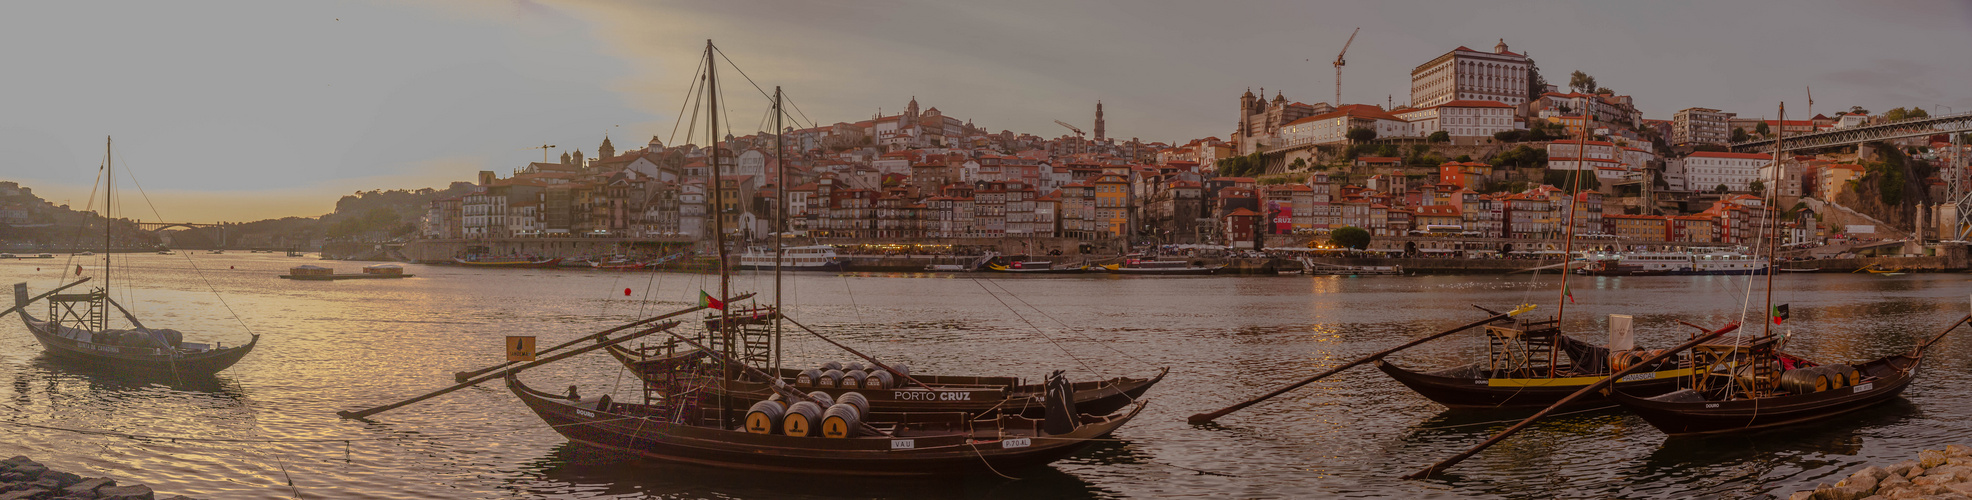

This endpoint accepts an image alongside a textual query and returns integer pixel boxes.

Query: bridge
[135,222,226,246]
[1728,111,1972,153]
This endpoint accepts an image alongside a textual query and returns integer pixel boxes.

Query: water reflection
[515,441,1117,499]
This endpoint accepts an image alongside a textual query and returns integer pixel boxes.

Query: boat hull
[279,274,414,280]
[1608,355,1918,435]
[736,262,846,272]
[453,258,563,268]
[507,374,1141,477]
[606,345,1163,416]
[20,317,257,375]
[1374,360,1691,409]
[1103,266,1223,275]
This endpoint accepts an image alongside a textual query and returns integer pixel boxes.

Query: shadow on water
[20,354,242,395]
[1617,398,1920,498]
[512,441,1118,499]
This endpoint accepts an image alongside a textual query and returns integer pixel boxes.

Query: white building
[1673,107,1733,146]
[1409,39,1533,109]
[1396,100,1519,141]
[1546,140,1620,171]
[1277,105,1411,147]
[1685,151,1772,192]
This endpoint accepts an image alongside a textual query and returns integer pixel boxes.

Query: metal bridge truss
[1729,113,1971,241]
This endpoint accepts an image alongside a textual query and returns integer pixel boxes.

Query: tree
[1848,105,1869,115]
[1731,127,1751,143]
[1885,107,1909,121]
[1330,226,1371,250]
[1754,122,1771,137]
[1716,184,1730,194]
[1428,131,1451,143]
[1909,108,1930,119]
[1346,127,1378,144]
[1568,71,1598,94]
[1494,130,1525,142]
[1376,144,1399,157]
[1455,154,1473,163]
[1288,158,1307,170]
[1748,179,1766,194]
[1594,87,1613,95]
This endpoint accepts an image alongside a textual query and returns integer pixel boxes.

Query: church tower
[572,149,585,169]
[1496,38,1510,54]
[560,151,571,165]
[905,96,921,127]
[599,136,615,160]
[1094,101,1106,142]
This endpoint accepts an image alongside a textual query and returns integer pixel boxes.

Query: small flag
[1564,286,1577,304]
[1771,304,1790,325]
[699,291,724,310]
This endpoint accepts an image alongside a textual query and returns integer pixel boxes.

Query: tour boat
[737,245,845,271]
[452,255,563,268]
[985,260,1088,274]
[1374,319,1695,408]
[1607,334,1934,435]
[278,264,415,280]
[1100,259,1223,275]
[8,137,257,376]
[1575,248,1768,276]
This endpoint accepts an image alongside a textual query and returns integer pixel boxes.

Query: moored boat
[278,263,415,280]
[1576,248,1768,276]
[1607,332,1929,435]
[453,256,562,268]
[1100,259,1223,275]
[737,245,845,271]
[985,260,1087,273]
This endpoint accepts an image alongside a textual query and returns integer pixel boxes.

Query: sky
[2,0,1969,222]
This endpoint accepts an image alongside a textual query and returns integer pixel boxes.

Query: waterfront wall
[1303,257,1564,274]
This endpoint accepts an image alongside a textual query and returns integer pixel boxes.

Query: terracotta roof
[1357,156,1403,163]
[1436,100,1515,109]
[1687,151,1774,160]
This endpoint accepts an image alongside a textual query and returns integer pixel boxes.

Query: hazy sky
[3,1,1968,221]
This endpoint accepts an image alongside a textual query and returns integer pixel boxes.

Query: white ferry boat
[1577,248,1769,276]
[737,245,845,271]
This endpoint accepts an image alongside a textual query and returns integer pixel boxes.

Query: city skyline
[3,0,1969,222]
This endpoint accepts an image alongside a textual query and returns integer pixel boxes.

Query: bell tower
[1094,101,1106,142]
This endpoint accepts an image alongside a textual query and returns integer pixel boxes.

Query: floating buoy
[782,401,822,437]
[744,400,784,434]
[819,403,863,438]
[624,288,632,296]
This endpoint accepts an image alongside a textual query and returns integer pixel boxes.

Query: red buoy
[624,288,632,296]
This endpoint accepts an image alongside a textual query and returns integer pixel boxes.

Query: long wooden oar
[451,293,753,382]
[1187,309,1516,425]
[4,279,93,320]
[338,322,680,420]
[1406,321,1740,480]
[781,315,943,393]
[1915,314,1971,353]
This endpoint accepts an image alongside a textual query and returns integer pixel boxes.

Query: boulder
[1838,471,1880,493]
[1879,472,1911,490]
[1948,444,1971,458]
[1888,460,1919,478]
[1855,466,1890,483]
[1949,482,1972,496]
[1907,466,1927,479]
[1790,491,1816,500]
[0,457,40,469]
[61,478,112,497]
[1923,449,1950,469]
[95,484,153,500]
[0,488,52,500]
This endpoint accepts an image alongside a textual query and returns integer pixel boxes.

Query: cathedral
[1234,89,1331,155]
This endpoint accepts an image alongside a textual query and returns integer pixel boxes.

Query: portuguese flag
[1771,304,1789,325]
[699,291,724,310]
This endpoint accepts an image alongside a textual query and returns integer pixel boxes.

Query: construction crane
[1053,119,1085,138]
[1333,27,1359,106]
[526,143,557,163]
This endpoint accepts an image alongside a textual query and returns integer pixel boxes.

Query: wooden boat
[453,256,562,268]
[984,260,1087,274]
[1781,268,1821,272]
[1374,319,1693,408]
[592,258,648,271]
[6,137,257,376]
[507,371,1143,477]
[605,342,1164,416]
[738,245,845,271]
[1607,333,1924,435]
[1100,260,1223,275]
[279,264,414,280]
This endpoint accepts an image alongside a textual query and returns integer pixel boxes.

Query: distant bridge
[1729,111,1972,153]
[136,221,225,246]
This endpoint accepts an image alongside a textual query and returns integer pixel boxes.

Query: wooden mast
[1763,103,1785,338]
[103,136,112,330]
[705,39,733,428]
[1549,112,1589,377]
[773,85,785,376]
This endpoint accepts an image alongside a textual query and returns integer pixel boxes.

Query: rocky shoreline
[0,456,198,500]
[1790,445,1972,500]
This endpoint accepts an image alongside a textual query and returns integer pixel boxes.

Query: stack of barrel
[743,391,873,438]
[1778,363,1861,395]
[793,361,907,390]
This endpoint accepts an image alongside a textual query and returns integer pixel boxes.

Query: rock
[1884,486,1925,500]
[0,457,40,469]
[0,488,53,500]
[24,481,59,494]
[1790,491,1816,500]
[1889,460,1920,477]
[8,467,43,481]
[35,473,77,490]
[1856,466,1891,483]
[1880,472,1912,490]
[1907,466,1926,479]
[61,478,112,497]
[1949,444,1971,457]
[1923,449,1950,468]
[1949,482,1972,496]
[1838,471,1879,494]
[1912,475,1944,486]
[94,484,152,500]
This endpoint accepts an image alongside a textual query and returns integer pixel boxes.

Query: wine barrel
[1778,367,1831,395]
[806,391,836,408]
[837,392,871,416]
[841,370,868,389]
[819,403,863,438]
[782,401,823,437]
[865,370,894,389]
[818,369,844,388]
[1830,364,1858,388]
[818,360,843,372]
[744,400,785,434]
[891,363,910,378]
[845,361,867,373]
[795,369,822,387]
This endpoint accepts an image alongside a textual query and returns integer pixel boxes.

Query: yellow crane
[1333,27,1359,106]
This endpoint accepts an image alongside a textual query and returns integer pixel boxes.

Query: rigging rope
[969,279,1107,379]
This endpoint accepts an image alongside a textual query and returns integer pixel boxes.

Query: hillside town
[392,40,1963,257]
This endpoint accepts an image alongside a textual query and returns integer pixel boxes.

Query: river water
[2,253,1969,499]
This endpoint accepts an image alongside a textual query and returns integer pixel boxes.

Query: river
[1,253,1968,498]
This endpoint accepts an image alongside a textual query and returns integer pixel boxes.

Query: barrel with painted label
[818,360,843,372]
[845,361,866,373]
[744,400,786,434]
[805,391,835,409]
[865,370,894,389]
[840,370,867,389]
[795,369,822,387]
[782,401,823,437]
[817,369,844,388]
[819,403,863,438]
